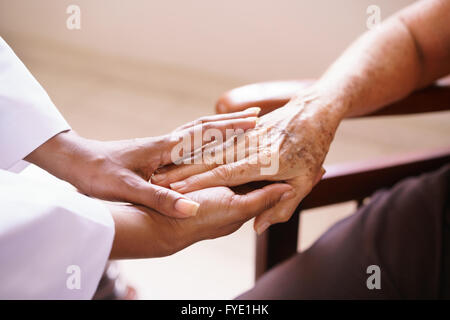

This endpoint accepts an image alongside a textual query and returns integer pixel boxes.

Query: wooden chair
[216,78,450,280]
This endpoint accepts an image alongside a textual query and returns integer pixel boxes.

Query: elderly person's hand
[152,86,343,233]
[108,182,293,258]
[25,108,260,219]
[154,0,450,234]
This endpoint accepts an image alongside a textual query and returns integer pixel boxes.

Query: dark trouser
[239,164,450,299]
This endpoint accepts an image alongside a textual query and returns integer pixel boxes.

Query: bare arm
[107,183,292,259]
[154,0,450,233]
[317,0,450,118]
[24,110,259,218]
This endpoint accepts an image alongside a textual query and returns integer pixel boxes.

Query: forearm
[24,130,89,185]
[292,0,450,121]
[108,203,178,259]
[310,18,421,120]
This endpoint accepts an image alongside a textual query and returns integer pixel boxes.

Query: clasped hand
[153,87,341,234]
[26,107,297,257]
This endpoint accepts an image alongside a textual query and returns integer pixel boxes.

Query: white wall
[0,0,415,82]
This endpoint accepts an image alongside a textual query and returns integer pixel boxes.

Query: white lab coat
[0,37,114,299]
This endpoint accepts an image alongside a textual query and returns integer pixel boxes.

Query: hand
[153,87,344,232]
[108,182,293,259]
[25,108,260,218]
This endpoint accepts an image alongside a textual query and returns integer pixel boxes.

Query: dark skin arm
[107,182,293,259]
[24,108,260,218]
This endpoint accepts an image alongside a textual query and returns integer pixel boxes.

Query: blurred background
[1,0,449,299]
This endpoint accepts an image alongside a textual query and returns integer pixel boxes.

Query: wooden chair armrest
[216,79,450,116]
[255,146,450,280]
[302,146,450,210]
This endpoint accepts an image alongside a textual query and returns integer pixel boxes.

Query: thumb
[132,181,200,218]
[159,116,258,165]
[232,183,294,220]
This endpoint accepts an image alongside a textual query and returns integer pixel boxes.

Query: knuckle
[212,165,233,182]
[90,154,108,167]
[121,172,141,190]
[264,198,276,210]
[152,188,171,208]
[204,161,219,170]
[184,174,201,187]
[275,211,291,223]
[262,193,280,210]
[228,195,251,221]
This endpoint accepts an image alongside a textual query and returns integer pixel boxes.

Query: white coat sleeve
[0,169,115,299]
[0,36,70,172]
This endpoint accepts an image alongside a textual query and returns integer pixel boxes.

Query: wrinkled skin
[153,88,343,233]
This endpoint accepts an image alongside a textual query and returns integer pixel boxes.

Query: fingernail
[170,181,186,191]
[280,191,295,201]
[246,107,261,115]
[256,222,270,235]
[174,198,200,217]
[152,173,166,182]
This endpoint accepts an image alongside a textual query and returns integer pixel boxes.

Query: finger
[175,107,261,131]
[231,183,293,221]
[161,117,258,165]
[169,156,266,193]
[253,192,302,235]
[124,177,200,218]
[153,162,216,188]
[154,130,259,186]
[253,171,323,234]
